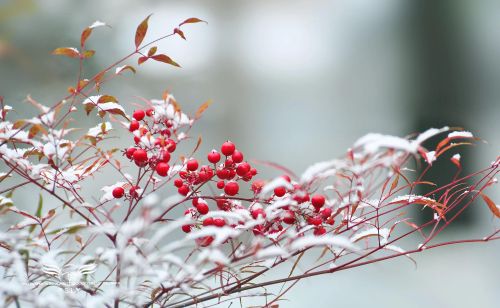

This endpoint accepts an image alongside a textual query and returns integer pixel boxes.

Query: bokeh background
[0,0,499,307]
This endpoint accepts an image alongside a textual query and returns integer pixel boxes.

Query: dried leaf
[82,50,95,58]
[174,28,186,40]
[135,14,152,49]
[195,99,212,119]
[147,46,157,57]
[179,17,207,27]
[151,54,181,67]
[482,194,500,218]
[52,47,80,58]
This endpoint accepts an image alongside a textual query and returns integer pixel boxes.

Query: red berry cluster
[112,106,337,244]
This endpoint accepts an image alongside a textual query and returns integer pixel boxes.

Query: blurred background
[0,0,499,307]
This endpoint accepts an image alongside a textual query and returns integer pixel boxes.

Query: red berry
[133,109,146,121]
[178,185,190,196]
[156,162,170,177]
[232,150,244,163]
[251,208,266,219]
[129,120,140,131]
[320,207,332,218]
[166,139,176,153]
[250,168,257,176]
[216,180,225,189]
[202,217,214,226]
[314,226,326,236]
[236,162,251,177]
[174,178,184,188]
[160,151,170,162]
[221,141,235,156]
[146,108,154,117]
[196,201,209,215]
[125,147,136,159]
[311,195,326,209]
[224,181,239,196]
[282,210,296,224]
[181,225,192,233]
[112,187,125,199]
[282,175,292,182]
[251,180,265,193]
[186,159,199,171]
[213,218,226,227]
[308,215,323,226]
[196,236,213,247]
[133,149,148,163]
[274,186,286,197]
[208,150,221,164]
[129,186,140,198]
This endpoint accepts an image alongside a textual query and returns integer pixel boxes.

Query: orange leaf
[135,14,152,49]
[151,54,180,67]
[482,194,500,218]
[116,65,136,75]
[52,47,80,58]
[82,50,95,58]
[179,17,207,27]
[195,99,212,119]
[81,27,92,47]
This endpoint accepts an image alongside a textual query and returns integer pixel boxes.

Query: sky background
[0,1,499,307]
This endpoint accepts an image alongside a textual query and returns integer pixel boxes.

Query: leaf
[82,50,95,58]
[195,99,212,119]
[138,56,148,65]
[135,14,152,49]
[147,46,157,57]
[115,65,136,75]
[288,251,305,277]
[29,194,43,233]
[390,174,399,193]
[52,47,80,58]
[97,95,118,104]
[174,28,186,40]
[482,194,500,218]
[81,21,107,47]
[179,17,207,27]
[151,54,181,67]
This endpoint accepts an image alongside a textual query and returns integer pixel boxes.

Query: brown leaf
[82,50,95,58]
[52,47,80,58]
[174,28,186,40]
[135,14,152,49]
[195,99,212,119]
[81,27,92,47]
[482,194,500,218]
[97,95,118,104]
[151,54,180,67]
[179,17,207,27]
[147,46,157,57]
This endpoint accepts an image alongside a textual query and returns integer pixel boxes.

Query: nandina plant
[0,16,499,308]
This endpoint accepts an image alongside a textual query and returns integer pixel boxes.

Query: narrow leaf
[482,194,500,218]
[52,47,80,58]
[135,14,152,49]
[195,99,212,119]
[151,54,181,67]
[179,17,207,27]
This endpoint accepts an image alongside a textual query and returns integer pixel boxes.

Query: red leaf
[115,65,136,75]
[135,14,152,49]
[138,56,149,65]
[482,194,500,218]
[179,17,207,27]
[151,54,180,67]
[174,28,186,40]
[52,47,80,58]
